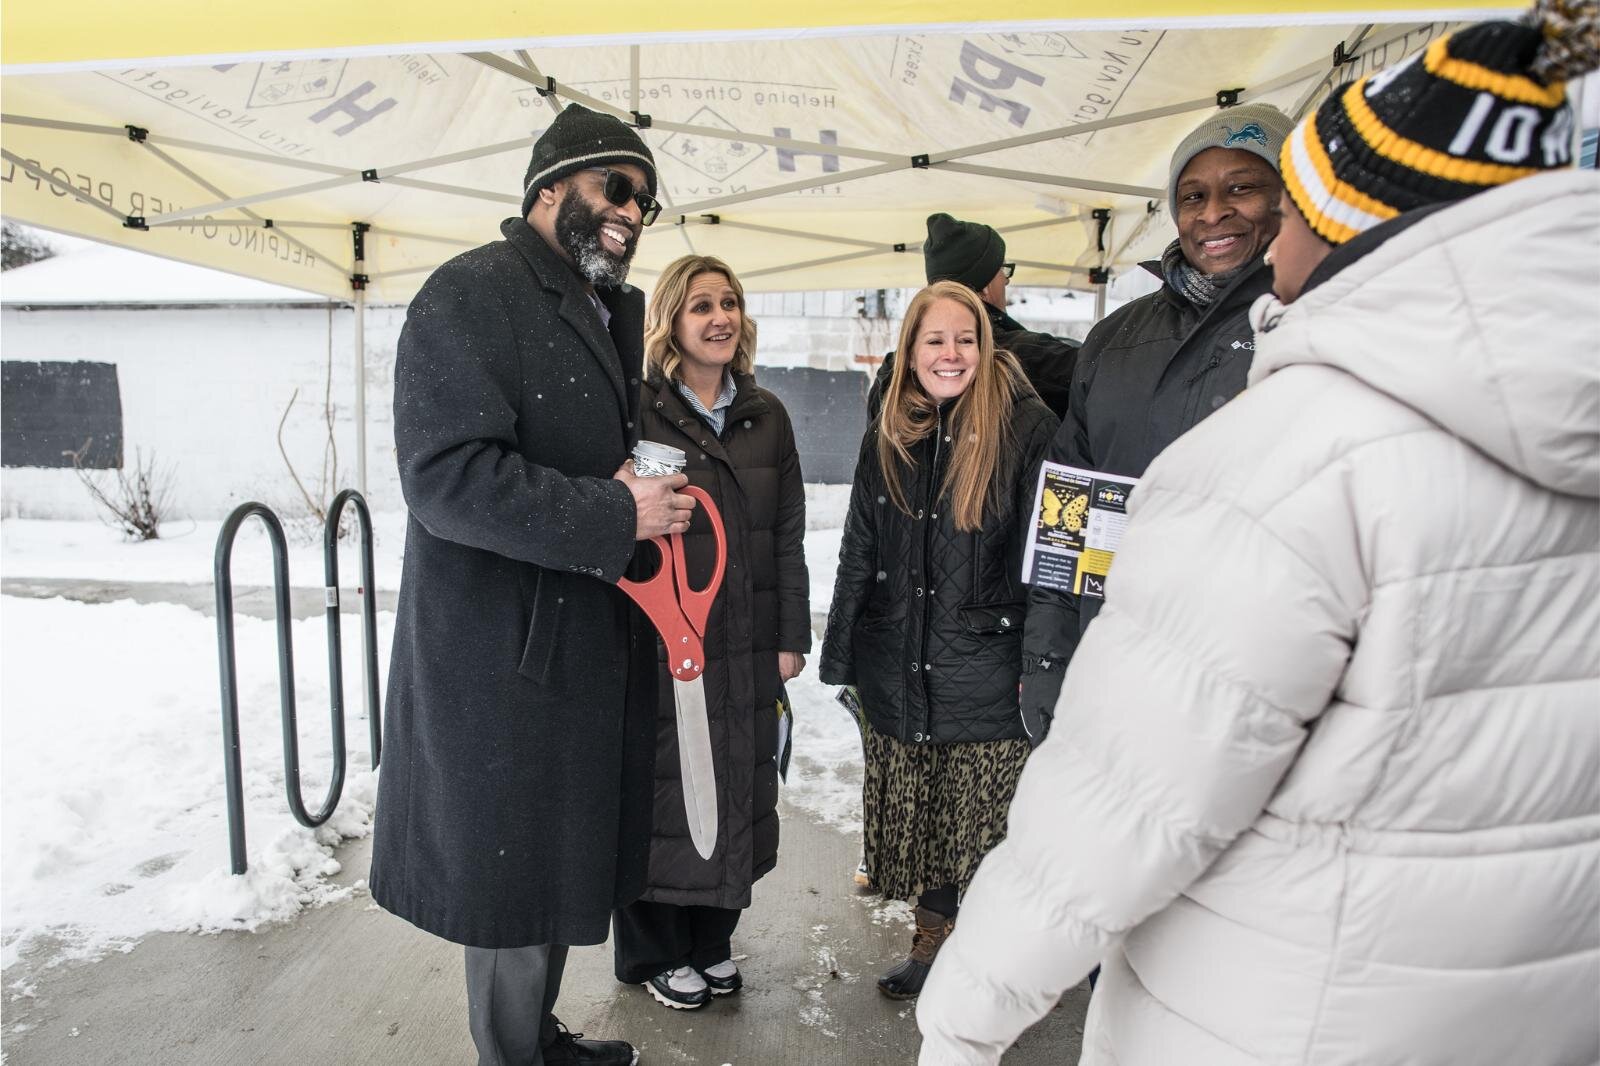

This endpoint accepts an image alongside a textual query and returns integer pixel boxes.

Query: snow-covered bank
[0,596,388,971]
[1,518,857,972]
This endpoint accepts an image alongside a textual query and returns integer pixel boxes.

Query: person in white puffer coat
[917,5,1600,1064]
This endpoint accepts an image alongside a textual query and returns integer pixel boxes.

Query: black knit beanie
[1281,0,1600,244]
[521,103,658,217]
[923,213,1006,291]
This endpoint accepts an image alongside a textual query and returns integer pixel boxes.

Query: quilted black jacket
[820,388,1058,744]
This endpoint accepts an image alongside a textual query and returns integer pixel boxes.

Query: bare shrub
[67,441,174,541]
[276,305,353,544]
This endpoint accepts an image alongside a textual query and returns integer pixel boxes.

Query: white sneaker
[699,958,742,995]
[645,965,710,1010]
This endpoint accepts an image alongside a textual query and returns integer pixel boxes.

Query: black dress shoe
[543,1018,640,1065]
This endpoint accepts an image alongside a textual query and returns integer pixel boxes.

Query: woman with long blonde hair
[821,279,1058,999]
[612,254,811,1011]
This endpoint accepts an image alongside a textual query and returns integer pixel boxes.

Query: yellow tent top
[3,1,1510,72]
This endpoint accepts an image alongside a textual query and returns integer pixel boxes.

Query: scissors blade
[673,677,719,861]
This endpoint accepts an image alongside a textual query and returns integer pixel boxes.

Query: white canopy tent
[0,3,1510,490]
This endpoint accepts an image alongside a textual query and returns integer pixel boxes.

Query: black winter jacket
[636,369,810,909]
[867,303,1079,420]
[821,386,1058,744]
[1019,257,1273,743]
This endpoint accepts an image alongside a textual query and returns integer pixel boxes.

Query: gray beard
[555,189,635,287]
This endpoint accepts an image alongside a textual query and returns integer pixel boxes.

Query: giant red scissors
[618,485,726,860]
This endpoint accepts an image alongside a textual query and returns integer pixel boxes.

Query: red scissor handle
[673,486,727,636]
[617,485,728,682]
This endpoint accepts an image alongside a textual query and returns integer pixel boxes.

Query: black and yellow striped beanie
[1282,0,1600,245]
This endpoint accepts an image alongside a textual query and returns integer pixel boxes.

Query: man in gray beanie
[373,101,690,1066]
[1019,102,1291,750]
[866,212,1079,418]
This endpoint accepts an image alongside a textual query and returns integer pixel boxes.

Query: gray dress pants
[465,944,570,1066]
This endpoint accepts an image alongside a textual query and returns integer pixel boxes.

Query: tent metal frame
[0,22,1412,286]
[0,21,1428,496]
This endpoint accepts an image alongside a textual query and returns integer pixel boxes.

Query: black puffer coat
[821,383,1058,745]
[636,370,810,909]
[866,302,1079,419]
[1019,257,1273,741]
[371,218,657,949]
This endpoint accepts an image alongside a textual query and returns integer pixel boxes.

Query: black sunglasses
[588,167,661,227]
[1002,262,1017,280]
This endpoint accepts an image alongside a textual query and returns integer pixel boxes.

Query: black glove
[1019,659,1066,749]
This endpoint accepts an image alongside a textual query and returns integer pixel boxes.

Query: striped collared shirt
[675,370,738,435]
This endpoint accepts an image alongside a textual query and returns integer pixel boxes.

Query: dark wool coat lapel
[503,220,632,417]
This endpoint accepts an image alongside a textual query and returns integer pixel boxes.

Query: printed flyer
[1020,461,1138,598]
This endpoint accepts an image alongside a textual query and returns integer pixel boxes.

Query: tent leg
[351,222,371,500]
[1093,283,1107,326]
[355,288,368,499]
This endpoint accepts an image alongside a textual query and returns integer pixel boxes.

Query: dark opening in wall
[759,366,870,485]
[1,361,124,468]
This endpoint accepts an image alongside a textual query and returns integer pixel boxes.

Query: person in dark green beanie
[866,213,1079,419]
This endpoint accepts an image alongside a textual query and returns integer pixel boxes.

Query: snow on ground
[0,594,387,971]
[0,512,408,589]
[0,515,857,971]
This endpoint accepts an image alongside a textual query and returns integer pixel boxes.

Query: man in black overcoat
[370,103,695,1066]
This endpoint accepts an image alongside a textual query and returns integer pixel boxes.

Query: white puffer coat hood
[1249,170,1599,499]
[918,169,1600,1066]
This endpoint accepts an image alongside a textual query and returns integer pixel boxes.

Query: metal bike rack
[213,495,382,876]
[325,489,382,772]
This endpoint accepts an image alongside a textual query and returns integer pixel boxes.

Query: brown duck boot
[877,906,955,1000]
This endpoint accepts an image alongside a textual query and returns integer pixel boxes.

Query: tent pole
[352,223,371,500]
[1094,282,1107,326]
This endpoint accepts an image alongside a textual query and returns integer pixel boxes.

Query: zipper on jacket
[1185,354,1221,385]
[914,407,946,742]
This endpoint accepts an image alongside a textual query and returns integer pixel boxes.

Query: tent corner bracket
[123,215,148,230]
[631,112,652,129]
[125,124,148,143]
[1216,88,1244,108]
[1089,267,1111,285]
[362,169,380,182]
[911,154,930,168]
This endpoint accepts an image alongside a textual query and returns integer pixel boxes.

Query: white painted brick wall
[2,286,1107,520]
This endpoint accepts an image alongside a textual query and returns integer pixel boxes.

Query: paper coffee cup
[632,441,687,478]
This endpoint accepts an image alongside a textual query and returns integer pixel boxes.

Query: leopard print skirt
[861,726,1031,902]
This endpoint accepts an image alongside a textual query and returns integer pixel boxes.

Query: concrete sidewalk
[1,800,1087,1065]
